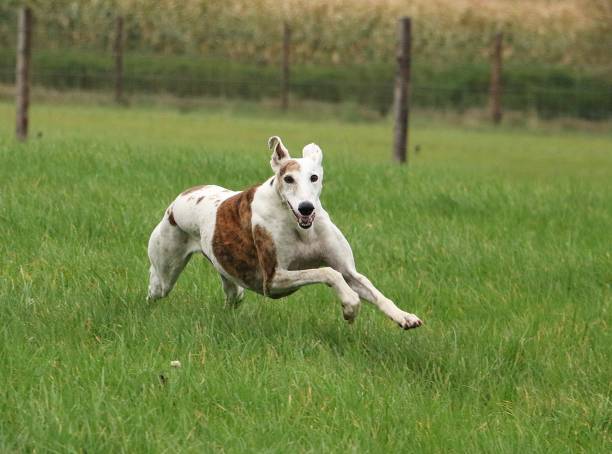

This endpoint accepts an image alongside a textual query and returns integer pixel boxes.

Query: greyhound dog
[147,136,422,330]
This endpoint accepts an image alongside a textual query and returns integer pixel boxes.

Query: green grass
[0,101,610,452]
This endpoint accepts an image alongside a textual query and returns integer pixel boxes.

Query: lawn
[0,101,610,452]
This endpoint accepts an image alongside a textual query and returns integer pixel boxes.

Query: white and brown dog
[147,136,423,330]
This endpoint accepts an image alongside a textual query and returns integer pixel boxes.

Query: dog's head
[268,136,323,230]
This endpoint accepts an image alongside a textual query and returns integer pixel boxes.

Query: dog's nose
[298,202,315,216]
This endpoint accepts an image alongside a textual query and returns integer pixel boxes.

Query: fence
[3,7,612,154]
[5,50,610,116]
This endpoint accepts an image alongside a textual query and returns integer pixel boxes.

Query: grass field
[0,101,610,452]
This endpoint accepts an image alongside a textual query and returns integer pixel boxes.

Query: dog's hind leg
[219,275,244,308]
[147,215,197,301]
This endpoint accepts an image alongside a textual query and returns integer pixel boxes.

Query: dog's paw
[146,292,160,303]
[342,301,360,324]
[341,290,361,324]
[224,287,245,309]
[394,311,423,330]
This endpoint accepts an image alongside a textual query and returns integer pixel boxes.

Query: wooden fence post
[392,17,411,164]
[15,6,32,142]
[489,32,503,124]
[281,21,291,110]
[114,15,124,104]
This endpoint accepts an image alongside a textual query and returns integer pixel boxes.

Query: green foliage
[1,49,610,118]
[1,1,610,119]
[0,102,611,451]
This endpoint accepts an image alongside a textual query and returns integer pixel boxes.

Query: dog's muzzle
[287,201,316,229]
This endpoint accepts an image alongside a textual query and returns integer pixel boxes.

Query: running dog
[147,136,423,330]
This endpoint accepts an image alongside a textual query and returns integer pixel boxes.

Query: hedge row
[0,50,610,119]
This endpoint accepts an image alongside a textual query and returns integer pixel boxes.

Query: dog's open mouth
[287,202,315,229]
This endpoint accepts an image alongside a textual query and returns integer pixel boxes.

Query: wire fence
[2,61,610,121]
[1,8,611,122]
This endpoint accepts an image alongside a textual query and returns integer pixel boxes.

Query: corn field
[0,0,611,72]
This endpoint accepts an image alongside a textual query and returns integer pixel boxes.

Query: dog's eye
[283,176,295,184]
[310,175,319,183]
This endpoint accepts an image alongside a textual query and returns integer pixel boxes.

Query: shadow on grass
[86,271,453,386]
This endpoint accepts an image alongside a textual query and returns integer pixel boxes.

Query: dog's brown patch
[274,141,286,160]
[196,196,205,204]
[279,160,300,176]
[168,210,177,226]
[253,225,277,295]
[212,187,265,292]
[181,185,206,196]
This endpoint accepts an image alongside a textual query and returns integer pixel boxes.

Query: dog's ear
[268,136,290,172]
[302,143,323,166]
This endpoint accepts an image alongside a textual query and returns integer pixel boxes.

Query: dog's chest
[275,229,326,270]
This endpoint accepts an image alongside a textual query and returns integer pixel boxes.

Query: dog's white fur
[147,136,422,330]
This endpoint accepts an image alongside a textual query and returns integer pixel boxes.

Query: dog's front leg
[343,271,422,330]
[322,223,422,330]
[271,268,361,322]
